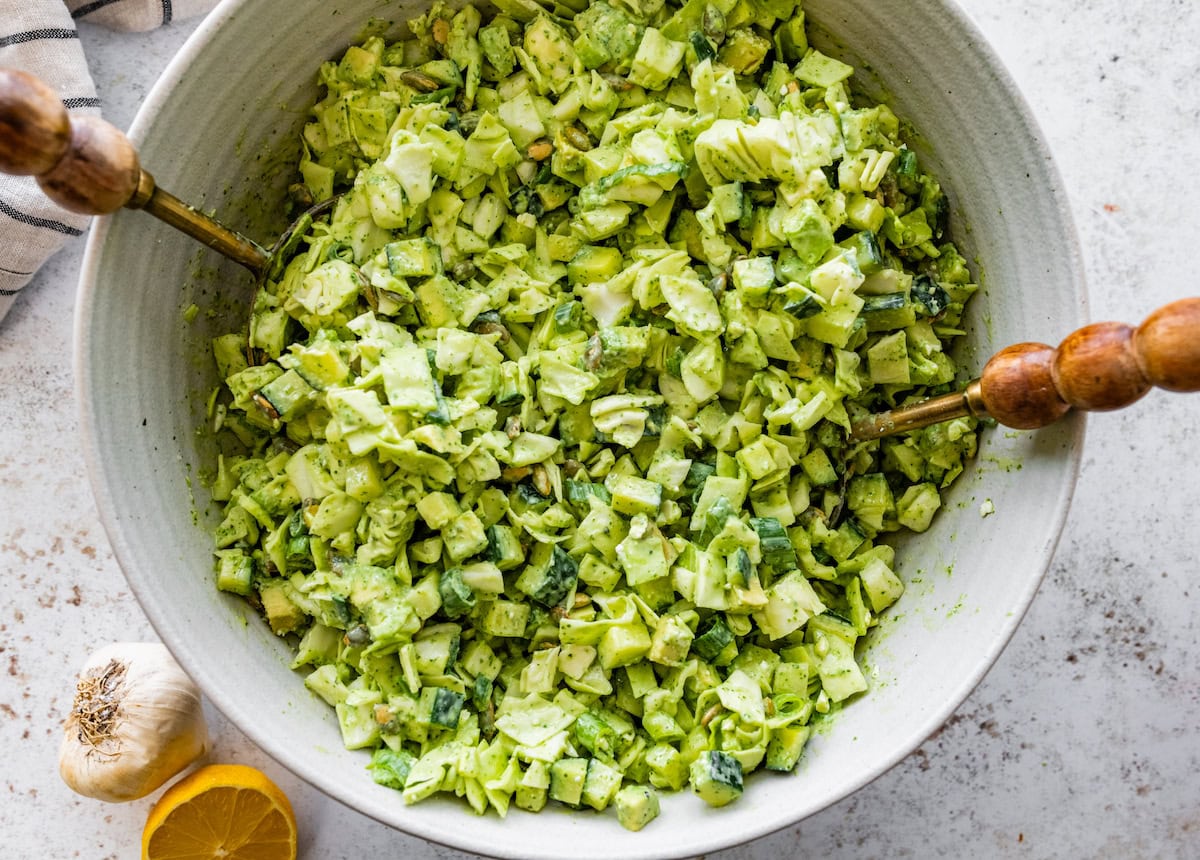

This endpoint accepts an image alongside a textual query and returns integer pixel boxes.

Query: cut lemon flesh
[142,764,297,860]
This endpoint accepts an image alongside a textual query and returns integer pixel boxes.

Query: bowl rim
[74,0,1087,855]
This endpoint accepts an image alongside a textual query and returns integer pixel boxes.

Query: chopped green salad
[205,0,978,831]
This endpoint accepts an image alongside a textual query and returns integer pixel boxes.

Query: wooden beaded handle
[0,68,268,272]
[0,69,142,214]
[852,298,1200,440]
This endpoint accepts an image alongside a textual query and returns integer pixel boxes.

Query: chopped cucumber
[689,750,743,807]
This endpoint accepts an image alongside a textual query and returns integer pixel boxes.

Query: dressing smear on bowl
[201,0,978,830]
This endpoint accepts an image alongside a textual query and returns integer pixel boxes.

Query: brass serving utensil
[851,298,1200,440]
[0,68,333,283]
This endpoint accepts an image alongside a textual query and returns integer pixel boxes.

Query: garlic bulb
[60,643,209,802]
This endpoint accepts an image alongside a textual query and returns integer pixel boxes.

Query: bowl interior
[76,1,1085,857]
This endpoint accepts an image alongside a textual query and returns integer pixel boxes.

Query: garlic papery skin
[59,642,210,802]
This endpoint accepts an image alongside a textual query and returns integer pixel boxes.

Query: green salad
[204,0,978,831]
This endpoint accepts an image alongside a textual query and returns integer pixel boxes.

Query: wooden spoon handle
[0,67,270,274]
[978,297,1200,429]
[851,298,1200,440]
[0,68,142,214]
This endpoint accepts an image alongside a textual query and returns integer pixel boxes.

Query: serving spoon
[0,67,333,284]
[1,68,1197,441]
[850,297,1200,440]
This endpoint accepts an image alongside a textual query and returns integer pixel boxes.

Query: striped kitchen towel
[0,0,218,324]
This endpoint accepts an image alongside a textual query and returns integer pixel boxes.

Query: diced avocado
[765,724,811,771]
[336,699,381,750]
[604,473,663,516]
[308,492,363,541]
[774,11,808,61]
[581,759,623,811]
[615,784,660,831]
[385,238,441,277]
[598,620,653,669]
[573,2,643,71]
[497,90,545,150]
[635,575,676,614]
[867,330,911,385]
[417,492,461,530]
[524,16,577,91]
[846,192,887,233]
[644,743,687,791]
[717,28,772,74]
[549,757,590,806]
[847,473,894,531]
[800,448,838,486]
[408,572,443,620]
[616,515,671,585]
[515,785,549,812]
[731,257,775,301]
[443,510,490,561]
[811,622,868,702]
[414,276,469,328]
[858,556,904,612]
[343,458,384,502]
[896,482,941,532]
[340,44,379,83]
[628,28,686,91]
[648,614,694,666]
[753,571,826,640]
[304,664,348,707]
[411,538,444,566]
[578,554,623,591]
[772,660,810,695]
[479,21,515,76]
[590,327,651,377]
[413,626,460,675]
[259,581,305,635]
[461,639,503,682]
[480,599,531,637]
[795,47,854,87]
[783,199,835,264]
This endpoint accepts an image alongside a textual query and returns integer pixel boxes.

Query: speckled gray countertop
[2,2,1198,858]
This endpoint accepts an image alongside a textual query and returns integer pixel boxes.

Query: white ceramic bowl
[76,1,1086,856]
